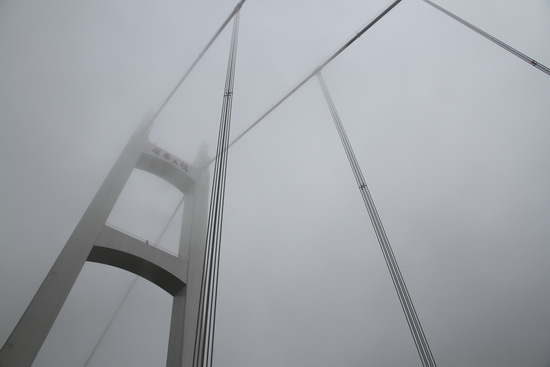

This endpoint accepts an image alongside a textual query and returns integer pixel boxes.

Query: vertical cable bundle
[193,12,240,367]
[317,72,437,367]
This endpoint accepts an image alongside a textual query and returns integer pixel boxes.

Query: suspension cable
[202,0,404,164]
[420,0,549,76]
[316,72,437,367]
[193,12,240,367]
[144,0,247,132]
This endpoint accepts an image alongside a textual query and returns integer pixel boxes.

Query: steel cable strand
[194,115,226,365]
[360,185,435,366]
[317,73,429,364]
[320,84,433,365]
[371,198,436,367]
[207,19,239,364]
[195,47,234,365]
[356,175,433,364]
[341,121,432,366]
[353,131,435,367]
[316,74,426,353]
[193,12,240,367]
[144,0,247,133]
[194,96,225,367]
[195,133,222,366]
[420,0,549,76]
[202,0,404,165]
[340,115,433,367]
[316,73,436,366]
[347,115,434,366]
[195,119,224,366]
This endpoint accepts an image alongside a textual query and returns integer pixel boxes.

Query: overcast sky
[1,0,550,366]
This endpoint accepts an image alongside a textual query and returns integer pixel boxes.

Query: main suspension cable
[193,11,240,367]
[420,0,549,76]
[316,72,437,367]
[202,0,403,164]
[144,0,247,132]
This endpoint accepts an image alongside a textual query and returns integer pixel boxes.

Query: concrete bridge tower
[0,117,211,367]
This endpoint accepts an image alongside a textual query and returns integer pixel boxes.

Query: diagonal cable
[316,72,437,367]
[144,0,247,132]
[203,0,403,165]
[420,0,549,76]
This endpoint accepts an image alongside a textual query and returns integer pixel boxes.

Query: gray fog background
[1,0,550,366]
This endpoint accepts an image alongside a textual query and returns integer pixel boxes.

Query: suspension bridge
[0,0,549,366]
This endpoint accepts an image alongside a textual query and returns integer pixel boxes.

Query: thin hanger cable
[317,72,437,367]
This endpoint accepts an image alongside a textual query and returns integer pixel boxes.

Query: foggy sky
[1,0,550,366]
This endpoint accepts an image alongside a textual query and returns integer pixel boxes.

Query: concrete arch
[87,225,188,296]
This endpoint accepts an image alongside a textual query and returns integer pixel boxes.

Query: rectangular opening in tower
[106,169,185,256]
